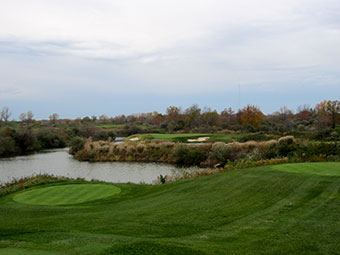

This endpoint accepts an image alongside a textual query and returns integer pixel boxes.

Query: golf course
[1,162,340,254]
[126,133,248,143]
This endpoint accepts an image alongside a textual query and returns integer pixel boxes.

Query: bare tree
[0,106,11,124]
[27,110,34,123]
[49,113,59,125]
[99,114,109,122]
[19,113,27,122]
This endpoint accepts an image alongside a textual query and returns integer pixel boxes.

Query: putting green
[13,184,121,206]
[270,162,340,176]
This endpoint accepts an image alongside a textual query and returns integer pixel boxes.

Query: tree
[99,114,109,122]
[166,106,183,131]
[27,111,34,123]
[82,116,91,123]
[316,100,340,129]
[166,106,182,123]
[237,105,264,128]
[0,106,11,124]
[91,115,97,122]
[151,111,164,126]
[184,104,201,129]
[279,106,293,119]
[202,110,221,127]
[220,107,236,126]
[296,105,312,121]
[19,113,27,122]
[49,113,59,125]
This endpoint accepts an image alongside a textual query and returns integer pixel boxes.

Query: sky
[0,0,340,119]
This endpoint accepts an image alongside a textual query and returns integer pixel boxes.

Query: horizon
[1,100,323,121]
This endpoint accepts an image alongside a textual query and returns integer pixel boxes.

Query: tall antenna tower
[238,83,241,110]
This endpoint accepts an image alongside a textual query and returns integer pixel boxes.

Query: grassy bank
[1,162,340,254]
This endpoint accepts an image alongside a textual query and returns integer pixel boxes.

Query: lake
[0,148,180,185]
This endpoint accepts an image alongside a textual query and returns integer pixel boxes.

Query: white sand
[187,137,210,142]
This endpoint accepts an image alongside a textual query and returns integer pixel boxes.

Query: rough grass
[127,133,246,143]
[1,162,340,254]
[13,184,121,206]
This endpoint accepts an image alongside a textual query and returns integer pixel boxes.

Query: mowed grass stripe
[37,185,78,204]
[58,185,109,204]
[60,185,92,204]
[41,185,81,205]
[270,162,340,176]
[13,184,121,205]
[16,186,57,204]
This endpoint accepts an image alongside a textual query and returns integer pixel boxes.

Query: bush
[0,136,18,157]
[69,137,85,155]
[95,130,116,141]
[172,144,189,165]
[302,142,340,158]
[36,129,66,149]
[210,142,232,165]
[238,133,277,142]
[12,128,37,153]
[172,144,207,166]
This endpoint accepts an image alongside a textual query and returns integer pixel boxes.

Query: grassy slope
[0,163,340,254]
[127,133,246,143]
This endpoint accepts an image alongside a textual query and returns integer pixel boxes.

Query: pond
[0,148,180,185]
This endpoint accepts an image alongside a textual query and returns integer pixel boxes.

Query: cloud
[0,0,339,118]
[0,0,320,59]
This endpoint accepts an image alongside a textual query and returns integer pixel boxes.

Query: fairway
[13,184,121,205]
[1,162,340,254]
[270,162,340,176]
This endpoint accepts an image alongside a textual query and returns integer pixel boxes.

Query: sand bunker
[187,137,210,142]
[129,137,139,141]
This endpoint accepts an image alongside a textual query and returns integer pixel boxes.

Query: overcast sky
[0,0,339,119]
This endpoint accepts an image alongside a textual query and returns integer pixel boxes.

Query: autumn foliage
[316,100,340,129]
[237,105,264,127]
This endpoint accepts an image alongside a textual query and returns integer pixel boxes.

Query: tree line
[1,100,339,133]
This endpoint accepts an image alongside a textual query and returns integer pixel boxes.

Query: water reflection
[0,148,178,184]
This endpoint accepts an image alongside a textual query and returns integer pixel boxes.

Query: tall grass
[72,136,340,167]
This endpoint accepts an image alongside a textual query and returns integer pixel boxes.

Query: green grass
[270,162,340,176]
[1,162,340,254]
[127,133,246,143]
[13,184,121,206]
[96,123,126,128]
[0,248,59,255]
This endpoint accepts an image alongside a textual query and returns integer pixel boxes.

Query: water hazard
[0,148,179,184]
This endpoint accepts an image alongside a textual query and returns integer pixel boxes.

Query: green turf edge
[0,248,59,255]
[269,162,340,176]
[12,184,121,206]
